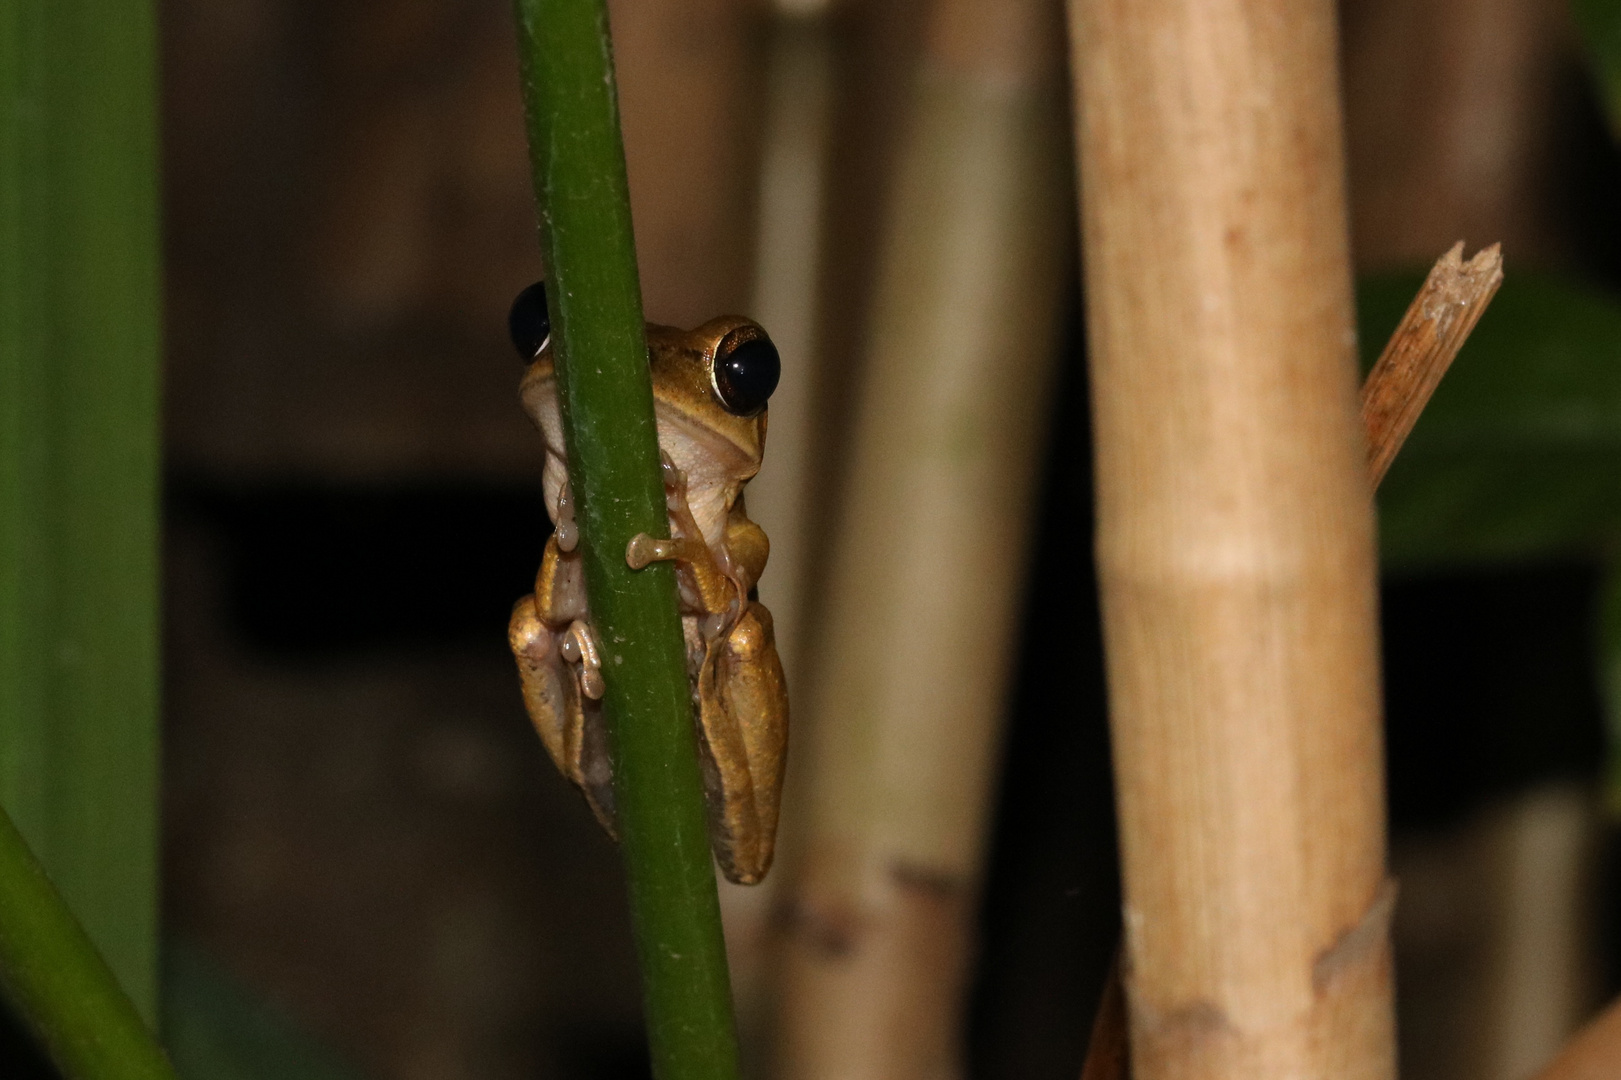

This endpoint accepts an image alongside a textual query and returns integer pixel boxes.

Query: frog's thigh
[698,601,789,885]
[508,594,587,786]
[724,512,770,591]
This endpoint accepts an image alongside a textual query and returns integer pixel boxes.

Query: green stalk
[0,802,175,1080]
[512,4,741,1078]
[0,0,163,1022]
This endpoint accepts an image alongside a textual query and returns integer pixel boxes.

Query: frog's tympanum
[505,282,789,885]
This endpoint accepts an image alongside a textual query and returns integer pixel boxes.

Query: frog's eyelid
[708,334,750,412]
[707,341,728,405]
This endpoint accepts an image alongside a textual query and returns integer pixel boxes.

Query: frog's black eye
[712,332,780,416]
[508,281,551,360]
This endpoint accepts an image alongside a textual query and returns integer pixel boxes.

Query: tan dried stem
[1361,241,1503,487]
[1076,240,1503,1080]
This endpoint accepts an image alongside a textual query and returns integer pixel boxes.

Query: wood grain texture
[1069,0,1395,1077]
[1361,242,1503,486]
[1077,239,1501,1080]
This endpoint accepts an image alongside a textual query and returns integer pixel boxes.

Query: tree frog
[504,281,790,886]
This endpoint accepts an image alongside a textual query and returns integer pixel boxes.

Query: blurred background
[11,0,1621,1077]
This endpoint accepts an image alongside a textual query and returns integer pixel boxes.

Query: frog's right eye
[508,281,551,360]
[712,331,780,417]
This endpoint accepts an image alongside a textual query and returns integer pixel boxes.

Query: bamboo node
[1131,997,1237,1049]
[1311,878,1398,994]
[778,897,864,959]
[887,860,969,904]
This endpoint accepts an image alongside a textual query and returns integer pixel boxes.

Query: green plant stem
[512,4,741,1078]
[0,801,175,1080]
[0,0,162,1021]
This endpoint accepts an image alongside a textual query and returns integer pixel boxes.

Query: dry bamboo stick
[771,0,1069,1076]
[1077,240,1502,1080]
[1070,0,1394,1077]
[719,4,835,1071]
[1530,995,1621,1080]
[1361,242,1503,486]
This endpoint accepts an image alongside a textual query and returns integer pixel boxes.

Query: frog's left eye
[712,331,780,416]
[508,281,551,360]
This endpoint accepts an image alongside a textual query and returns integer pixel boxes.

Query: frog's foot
[553,479,579,553]
[559,618,605,700]
[626,532,707,569]
[509,596,575,777]
[510,600,618,840]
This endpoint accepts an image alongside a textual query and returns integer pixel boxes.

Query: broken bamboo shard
[1362,242,1504,486]
[1070,0,1395,1077]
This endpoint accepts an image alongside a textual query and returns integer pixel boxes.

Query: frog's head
[509,282,781,546]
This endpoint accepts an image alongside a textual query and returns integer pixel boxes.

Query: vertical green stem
[0,0,163,1022]
[512,4,741,1079]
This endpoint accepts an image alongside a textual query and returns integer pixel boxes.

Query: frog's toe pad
[627,533,679,569]
[560,619,606,700]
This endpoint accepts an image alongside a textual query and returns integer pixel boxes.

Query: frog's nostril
[714,335,780,416]
[508,281,551,360]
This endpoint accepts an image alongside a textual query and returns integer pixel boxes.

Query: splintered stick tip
[1361,242,1504,487]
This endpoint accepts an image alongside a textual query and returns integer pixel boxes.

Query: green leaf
[0,0,162,1020]
[0,799,173,1080]
[1573,0,1621,138]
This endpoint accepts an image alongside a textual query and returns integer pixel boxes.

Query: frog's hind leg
[509,598,618,835]
[695,601,789,885]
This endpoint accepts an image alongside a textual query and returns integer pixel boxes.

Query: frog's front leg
[627,454,743,619]
[509,533,617,832]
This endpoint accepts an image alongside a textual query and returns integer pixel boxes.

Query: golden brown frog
[504,281,789,885]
